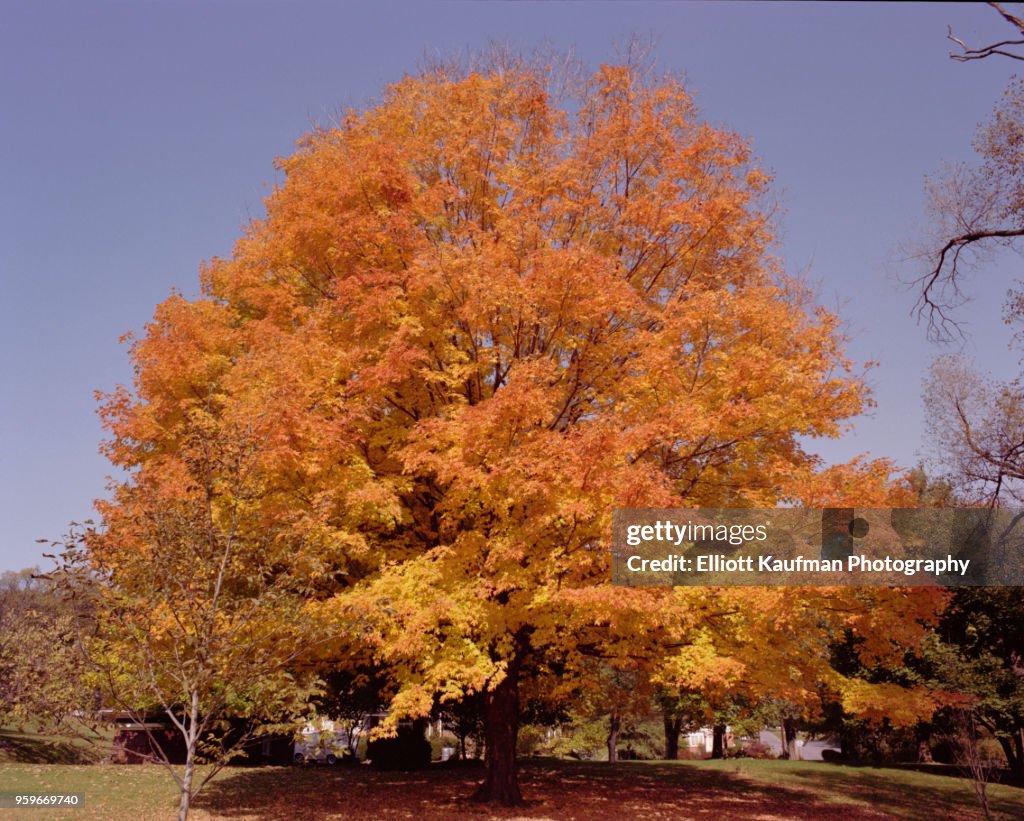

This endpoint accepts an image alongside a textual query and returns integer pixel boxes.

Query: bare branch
[949,31,1024,63]
[914,226,1024,337]
[992,1,1024,34]
[948,4,1024,62]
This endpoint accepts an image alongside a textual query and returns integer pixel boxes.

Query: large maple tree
[98,59,945,805]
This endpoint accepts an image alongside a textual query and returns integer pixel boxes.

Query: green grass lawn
[1,749,1022,819]
[684,758,1024,820]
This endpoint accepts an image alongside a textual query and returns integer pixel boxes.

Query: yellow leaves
[658,631,748,694]
[841,681,945,728]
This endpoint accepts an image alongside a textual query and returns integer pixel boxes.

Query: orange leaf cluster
[97,60,944,729]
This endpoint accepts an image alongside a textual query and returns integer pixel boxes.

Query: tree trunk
[917,740,933,763]
[1013,728,1024,778]
[607,711,620,763]
[982,714,1023,778]
[178,690,200,821]
[711,724,726,759]
[473,655,522,806]
[664,715,682,760]
[997,735,1020,777]
[178,751,194,821]
[782,718,800,761]
[917,725,933,763]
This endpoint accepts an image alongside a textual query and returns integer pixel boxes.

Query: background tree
[913,5,1024,505]
[434,692,485,762]
[658,689,706,761]
[823,620,942,764]
[0,568,91,733]
[914,1,1024,337]
[913,73,1024,339]
[564,660,654,764]
[945,707,1000,821]
[315,667,390,759]
[924,588,1024,779]
[910,18,1024,784]
[923,356,1024,504]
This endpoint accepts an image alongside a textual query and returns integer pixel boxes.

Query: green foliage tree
[0,568,92,734]
[314,667,390,759]
[924,588,1024,778]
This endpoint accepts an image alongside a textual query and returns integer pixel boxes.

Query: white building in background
[683,726,734,755]
[758,729,840,761]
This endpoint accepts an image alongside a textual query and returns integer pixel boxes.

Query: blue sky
[2,2,1021,572]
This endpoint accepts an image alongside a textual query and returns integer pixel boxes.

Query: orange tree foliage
[98,60,945,804]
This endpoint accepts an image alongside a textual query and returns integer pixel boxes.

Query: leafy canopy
[98,57,945,767]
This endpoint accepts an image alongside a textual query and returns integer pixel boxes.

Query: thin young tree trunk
[473,655,522,806]
[178,751,194,821]
[178,690,200,821]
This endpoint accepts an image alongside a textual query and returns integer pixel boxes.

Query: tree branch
[948,4,1024,63]
[914,226,1024,338]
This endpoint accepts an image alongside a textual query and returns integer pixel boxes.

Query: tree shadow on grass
[773,762,1023,821]
[530,761,891,821]
[0,730,100,764]
[195,759,894,820]
[195,765,468,820]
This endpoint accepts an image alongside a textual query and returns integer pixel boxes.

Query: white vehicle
[293,721,349,765]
